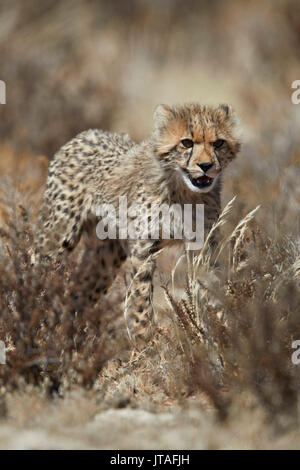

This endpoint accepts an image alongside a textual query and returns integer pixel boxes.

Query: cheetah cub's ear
[153,104,173,129]
[215,103,241,149]
[153,104,182,154]
[218,103,233,118]
[215,103,238,127]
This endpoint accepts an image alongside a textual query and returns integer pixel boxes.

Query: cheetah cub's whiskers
[34,103,241,348]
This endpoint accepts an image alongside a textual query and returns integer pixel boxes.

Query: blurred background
[0,0,299,146]
[0,0,299,227]
[0,0,300,231]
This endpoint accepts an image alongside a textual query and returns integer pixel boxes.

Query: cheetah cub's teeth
[191,174,214,189]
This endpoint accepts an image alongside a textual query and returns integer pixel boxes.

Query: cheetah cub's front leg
[125,240,160,348]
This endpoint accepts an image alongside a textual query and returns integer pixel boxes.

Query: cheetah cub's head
[153,103,241,193]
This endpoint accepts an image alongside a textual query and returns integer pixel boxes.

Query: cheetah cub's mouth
[188,174,214,190]
[179,168,217,193]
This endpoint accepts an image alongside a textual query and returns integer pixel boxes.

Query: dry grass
[0,0,300,449]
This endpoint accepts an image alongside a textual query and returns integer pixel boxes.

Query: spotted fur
[35,103,241,347]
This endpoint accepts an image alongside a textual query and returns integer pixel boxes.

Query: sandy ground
[1,400,300,450]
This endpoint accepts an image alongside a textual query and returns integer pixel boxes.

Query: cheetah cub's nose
[198,162,213,172]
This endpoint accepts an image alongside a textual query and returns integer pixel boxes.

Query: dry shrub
[0,156,299,440]
[0,143,299,435]
[157,203,300,425]
[0,176,128,395]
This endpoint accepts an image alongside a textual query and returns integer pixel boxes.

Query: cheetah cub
[35,103,240,347]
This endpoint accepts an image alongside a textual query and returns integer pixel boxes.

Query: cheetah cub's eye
[212,139,225,149]
[181,139,193,149]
